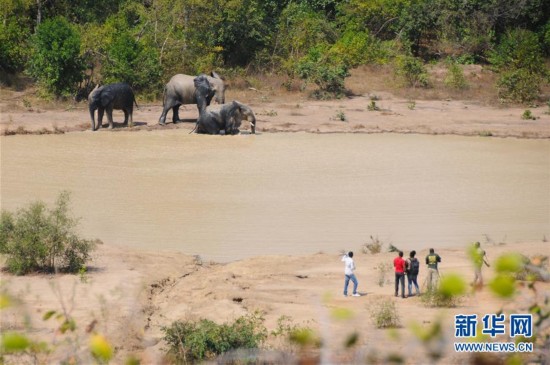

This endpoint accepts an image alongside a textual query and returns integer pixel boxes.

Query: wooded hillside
[1,0,549,102]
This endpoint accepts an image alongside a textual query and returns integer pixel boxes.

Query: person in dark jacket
[406,250,420,296]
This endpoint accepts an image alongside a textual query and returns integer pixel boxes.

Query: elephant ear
[99,89,113,107]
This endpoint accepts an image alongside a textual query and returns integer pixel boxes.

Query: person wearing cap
[342,251,360,297]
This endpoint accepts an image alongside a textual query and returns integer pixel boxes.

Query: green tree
[296,44,350,98]
[489,29,548,102]
[0,192,95,275]
[103,31,162,92]
[28,16,85,96]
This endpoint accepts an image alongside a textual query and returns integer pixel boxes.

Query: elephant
[192,75,256,135]
[158,71,225,125]
[88,83,138,131]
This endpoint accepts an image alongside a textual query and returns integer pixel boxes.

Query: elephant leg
[123,110,129,125]
[158,104,172,125]
[172,105,181,123]
[98,108,104,129]
[106,106,114,129]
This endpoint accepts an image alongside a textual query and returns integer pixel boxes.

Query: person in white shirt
[342,251,360,297]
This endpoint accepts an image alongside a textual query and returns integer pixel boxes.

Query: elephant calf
[88,83,138,131]
[193,76,256,135]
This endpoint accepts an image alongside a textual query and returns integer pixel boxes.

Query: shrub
[367,100,380,111]
[27,17,85,97]
[0,192,95,275]
[521,109,536,120]
[296,45,350,98]
[102,31,162,93]
[0,19,31,74]
[374,262,392,287]
[369,298,401,328]
[444,62,468,90]
[162,312,267,363]
[394,55,429,88]
[362,235,384,254]
[489,29,547,103]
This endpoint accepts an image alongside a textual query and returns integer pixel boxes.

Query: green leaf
[437,273,466,298]
[43,310,56,321]
[1,332,31,352]
[494,254,524,273]
[489,274,516,298]
[331,307,354,320]
[90,334,114,363]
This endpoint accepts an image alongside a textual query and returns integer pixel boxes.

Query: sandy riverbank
[1,240,548,364]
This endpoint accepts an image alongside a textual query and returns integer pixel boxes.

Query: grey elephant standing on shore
[192,75,256,135]
[158,71,225,125]
[88,83,138,131]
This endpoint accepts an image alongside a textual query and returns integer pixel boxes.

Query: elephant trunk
[249,114,256,134]
[89,105,96,131]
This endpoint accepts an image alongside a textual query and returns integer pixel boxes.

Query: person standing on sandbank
[342,251,360,297]
[425,248,441,290]
[394,251,407,298]
[406,250,420,296]
[471,241,490,289]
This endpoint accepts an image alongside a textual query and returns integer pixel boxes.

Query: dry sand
[1,241,548,364]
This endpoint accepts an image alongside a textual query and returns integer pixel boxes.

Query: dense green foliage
[0,0,548,100]
[0,192,95,275]
[27,17,85,96]
[162,312,267,363]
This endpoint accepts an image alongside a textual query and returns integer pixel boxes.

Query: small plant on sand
[421,274,466,307]
[478,130,493,137]
[0,191,96,275]
[162,312,267,363]
[335,110,347,121]
[407,100,416,110]
[374,262,392,287]
[362,235,384,254]
[521,109,536,120]
[369,298,401,328]
[367,100,380,111]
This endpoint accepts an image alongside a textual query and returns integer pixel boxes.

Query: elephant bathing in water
[192,75,256,135]
[88,83,138,131]
[158,71,226,125]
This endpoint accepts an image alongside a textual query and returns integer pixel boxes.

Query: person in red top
[394,251,407,298]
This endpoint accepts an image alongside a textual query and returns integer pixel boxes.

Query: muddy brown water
[1,132,549,262]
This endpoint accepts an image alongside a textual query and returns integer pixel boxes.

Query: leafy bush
[369,298,401,328]
[162,312,267,363]
[362,235,384,254]
[521,109,536,120]
[489,29,547,103]
[296,45,350,98]
[0,192,95,275]
[102,31,162,93]
[497,69,545,104]
[394,55,429,88]
[27,17,85,97]
[444,62,468,89]
[0,19,31,74]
